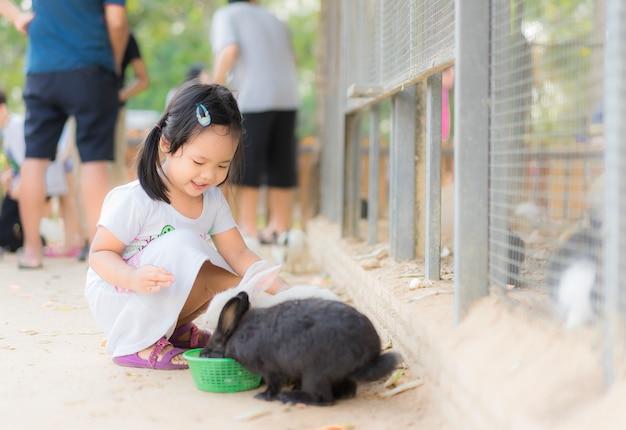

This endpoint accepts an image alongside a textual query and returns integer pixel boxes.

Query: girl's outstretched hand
[131,265,175,293]
[89,226,175,293]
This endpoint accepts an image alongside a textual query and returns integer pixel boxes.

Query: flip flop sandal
[18,263,44,270]
[113,337,188,370]
[257,231,278,245]
[169,323,211,349]
[18,258,43,270]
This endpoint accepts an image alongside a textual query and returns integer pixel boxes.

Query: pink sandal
[43,245,82,258]
[169,323,211,349]
[113,337,188,370]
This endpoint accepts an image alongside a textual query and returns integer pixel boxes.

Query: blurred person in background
[112,31,150,186]
[210,0,300,245]
[0,89,85,257]
[0,0,128,269]
[165,62,210,109]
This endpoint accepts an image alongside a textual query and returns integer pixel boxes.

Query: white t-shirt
[84,181,239,356]
[1,114,71,193]
[210,2,300,113]
[96,180,237,262]
[2,115,26,168]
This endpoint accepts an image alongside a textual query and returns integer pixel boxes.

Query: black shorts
[23,66,119,162]
[238,110,298,188]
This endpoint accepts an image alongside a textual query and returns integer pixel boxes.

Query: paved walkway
[0,249,447,430]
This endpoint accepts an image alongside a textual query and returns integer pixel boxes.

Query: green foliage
[0,0,319,137]
[0,14,27,112]
[517,0,597,140]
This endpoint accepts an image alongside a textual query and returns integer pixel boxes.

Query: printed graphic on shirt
[159,225,175,236]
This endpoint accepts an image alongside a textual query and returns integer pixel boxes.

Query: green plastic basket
[183,349,262,393]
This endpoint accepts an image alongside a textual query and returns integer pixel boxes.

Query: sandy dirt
[305,217,626,430]
[0,250,449,430]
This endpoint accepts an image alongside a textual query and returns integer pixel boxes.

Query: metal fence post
[425,72,443,280]
[319,0,345,223]
[454,0,490,323]
[602,0,626,388]
[368,105,381,245]
[389,86,417,260]
[342,113,362,239]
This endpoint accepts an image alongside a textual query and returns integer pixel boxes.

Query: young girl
[86,82,288,370]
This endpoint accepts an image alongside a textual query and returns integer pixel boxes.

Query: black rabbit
[200,292,401,406]
[507,228,525,287]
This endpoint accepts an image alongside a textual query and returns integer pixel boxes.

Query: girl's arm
[89,226,174,293]
[212,227,289,294]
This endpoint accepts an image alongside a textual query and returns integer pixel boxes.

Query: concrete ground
[5,214,626,430]
[0,238,448,430]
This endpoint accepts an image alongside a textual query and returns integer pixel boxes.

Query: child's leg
[177,261,241,326]
[102,230,240,358]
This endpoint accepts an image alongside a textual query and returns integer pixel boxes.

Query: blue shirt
[26,0,126,74]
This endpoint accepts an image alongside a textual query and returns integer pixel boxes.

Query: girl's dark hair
[137,82,244,203]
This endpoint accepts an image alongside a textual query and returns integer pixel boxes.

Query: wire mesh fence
[489,0,606,326]
[317,0,625,386]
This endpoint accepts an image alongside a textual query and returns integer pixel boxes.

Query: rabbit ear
[238,261,282,298]
[249,264,281,294]
[238,260,270,286]
[213,291,251,343]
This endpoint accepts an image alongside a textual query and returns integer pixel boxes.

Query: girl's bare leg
[177,261,241,327]
[128,263,239,366]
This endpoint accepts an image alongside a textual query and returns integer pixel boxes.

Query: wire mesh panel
[342,0,454,112]
[489,0,606,328]
[317,0,345,222]
[317,0,626,390]
[335,0,455,258]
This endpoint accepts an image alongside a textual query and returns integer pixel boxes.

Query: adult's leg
[17,159,48,267]
[236,112,271,237]
[264,110,298,237]
[80,161,111,243]
[70,66,118,244]
[21,73,68,267]
[236,185,261,237]
[59,170,86,250]
[111,107,128,187]
[266,186,295,235]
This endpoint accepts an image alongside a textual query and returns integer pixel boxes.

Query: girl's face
[161,125,237,200]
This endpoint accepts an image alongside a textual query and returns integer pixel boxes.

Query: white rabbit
[201,260,341,330]
[202,261,281,330]
[254,284,340,308]
[545,228,601,330]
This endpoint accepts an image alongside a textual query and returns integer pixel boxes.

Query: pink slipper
[113,337,188,370]
[43,245,81,258]
[169,323,211,349]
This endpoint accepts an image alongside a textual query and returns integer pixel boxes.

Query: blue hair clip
[196,103,211,127]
